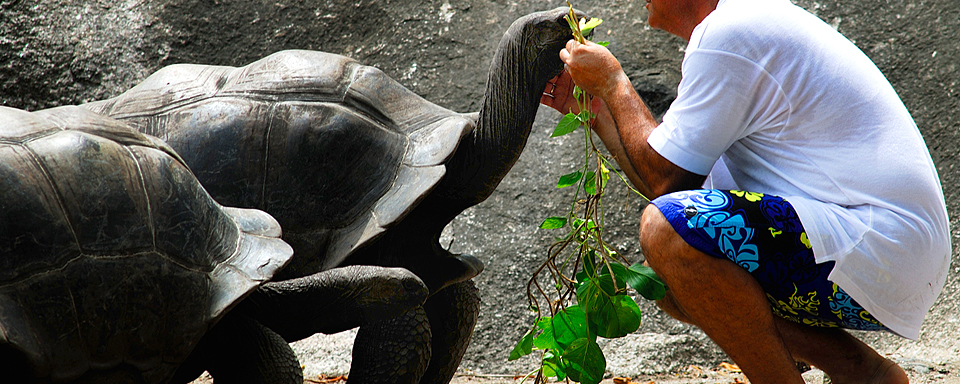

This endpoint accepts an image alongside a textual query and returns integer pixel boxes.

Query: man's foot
[825,358,909,384]
[868,358,909,384]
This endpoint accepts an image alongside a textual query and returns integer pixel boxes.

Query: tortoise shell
[84,50,474,274]
[0,106,293,383]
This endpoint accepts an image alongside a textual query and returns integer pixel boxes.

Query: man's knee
[638,204,663,243]
[639,205,679,264]
[639,203,718,276]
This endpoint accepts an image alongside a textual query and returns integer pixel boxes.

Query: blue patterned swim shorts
[651,189,888,331]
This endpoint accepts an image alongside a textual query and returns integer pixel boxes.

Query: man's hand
[540,70,578,114]
[540,70,604,116]
[558,39,631,102]
[539,37,703,199]
[540,39,622,120]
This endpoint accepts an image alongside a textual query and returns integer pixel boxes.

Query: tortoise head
[436,8,592,207]
[504,7,591,84]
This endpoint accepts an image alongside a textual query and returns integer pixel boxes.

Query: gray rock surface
[3,0,957,380]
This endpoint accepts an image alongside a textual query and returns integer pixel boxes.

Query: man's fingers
[542,77,558,98]
[541,77,557,107]
[559,47,571,63]
[560,39,583,63]
[540,93,554,106]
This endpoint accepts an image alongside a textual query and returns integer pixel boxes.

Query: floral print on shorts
[651,189,887,331]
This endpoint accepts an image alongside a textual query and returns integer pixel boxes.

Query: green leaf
[583,250,598,279]
[509,329,536,361]
[596,41,610,47]
[553,113,582,137]
[534,316,559,350]
[576,277,611,330]
[576,109,596,124]
[595,267,626,296]
[592,294,642,338]
[625,263,668,300]
[542,350,567,380]
[552,305,593,350]
[572,218,585,229]
[572,218,597,232]
[578,17,603,36]
[576,276,609,310]
[576,273,639,338]
[576,250,595,284]
[557,171,583,188]
[576,269,588,285]
[584,171,597,195]
[540,216,567,229]
[562,338,606,384]
[602,263,632,293]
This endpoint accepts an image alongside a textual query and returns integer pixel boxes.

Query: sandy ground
[445,362,960,384]
[190,358,960,384]
[190,318,960,384]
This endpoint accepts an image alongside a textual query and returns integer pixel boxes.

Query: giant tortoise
[83,8,586,382]
[0,105,294,383]
[0,106,429,383]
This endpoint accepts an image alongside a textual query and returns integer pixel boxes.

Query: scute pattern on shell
[0,106,292,383]
[83,50,475,272]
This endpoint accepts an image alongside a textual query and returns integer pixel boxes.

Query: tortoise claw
[417,254,484,296]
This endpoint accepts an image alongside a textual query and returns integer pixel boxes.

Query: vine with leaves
[508,3,667,383]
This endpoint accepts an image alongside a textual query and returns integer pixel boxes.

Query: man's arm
[542,40,704,199]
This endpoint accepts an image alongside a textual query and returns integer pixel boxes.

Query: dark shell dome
[84,50,474,272]
[0,106,292,383]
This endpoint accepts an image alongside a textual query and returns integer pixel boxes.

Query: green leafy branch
[509,4,666,383]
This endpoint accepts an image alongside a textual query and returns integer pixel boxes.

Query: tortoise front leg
[420,280,481,384]
[241,265,429,340]
[349,305,432,383]
[236,265,433,383]
[172,314,303,384]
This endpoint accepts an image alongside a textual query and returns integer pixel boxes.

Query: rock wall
[2,0,957,377]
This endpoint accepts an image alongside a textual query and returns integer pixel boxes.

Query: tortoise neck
[439,28,547,207]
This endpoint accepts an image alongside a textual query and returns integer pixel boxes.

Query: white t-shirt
[647,0,950,339]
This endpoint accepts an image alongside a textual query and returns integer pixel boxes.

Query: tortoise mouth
[547,62,565,80]
[546,12,593,80]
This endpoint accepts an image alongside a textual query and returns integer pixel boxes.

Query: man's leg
[643,205,909,384]
[640,204,804,383]
[774,317,908,384]
[655,290,909,384]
